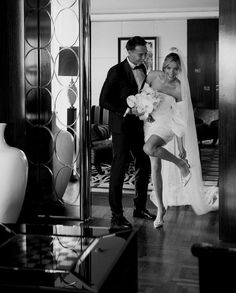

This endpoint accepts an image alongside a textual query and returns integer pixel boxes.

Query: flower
[127,83,161,121]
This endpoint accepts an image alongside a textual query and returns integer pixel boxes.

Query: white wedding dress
[145,48,218,215]
[144,93,185,144]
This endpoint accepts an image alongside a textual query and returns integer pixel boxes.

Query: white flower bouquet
[127,83,161,122]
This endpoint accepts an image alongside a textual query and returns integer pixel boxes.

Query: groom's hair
[126,36,147,51]
[162,53,181,71]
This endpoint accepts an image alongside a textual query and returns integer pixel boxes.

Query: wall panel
[219,0,236,242]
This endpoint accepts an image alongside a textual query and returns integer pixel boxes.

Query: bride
[142,47,218,228]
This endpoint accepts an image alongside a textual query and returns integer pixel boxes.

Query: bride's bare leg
[149,156,166,227]
[144,135,190,178]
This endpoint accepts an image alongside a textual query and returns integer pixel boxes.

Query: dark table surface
[0,223,137,292]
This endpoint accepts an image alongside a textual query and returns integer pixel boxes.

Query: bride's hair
[162,53,181,71]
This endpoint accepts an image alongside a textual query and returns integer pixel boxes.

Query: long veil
[160,47,218,215]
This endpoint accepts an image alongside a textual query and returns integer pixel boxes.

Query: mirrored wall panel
[24,0,91,221]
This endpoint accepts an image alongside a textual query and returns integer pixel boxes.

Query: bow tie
[133,64,145,70]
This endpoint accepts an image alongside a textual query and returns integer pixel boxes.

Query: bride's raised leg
[149,156,166,228]
[144,135,191,186]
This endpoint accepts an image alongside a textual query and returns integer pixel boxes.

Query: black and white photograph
[2,0,233,292]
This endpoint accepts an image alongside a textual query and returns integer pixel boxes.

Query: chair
[191,242,236,292]
[91,105,112,174]
[194,108,219,146]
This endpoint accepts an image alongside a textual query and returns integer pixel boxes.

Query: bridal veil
[161,47,218,215]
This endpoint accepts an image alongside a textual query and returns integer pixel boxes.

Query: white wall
[91,0,219,14]
[91,19,187,105]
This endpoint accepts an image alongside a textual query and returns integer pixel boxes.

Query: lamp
[58,46,79,132]
[58,46,79,182]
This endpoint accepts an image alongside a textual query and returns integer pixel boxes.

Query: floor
[90,143,220,293]
[91,205,219,293]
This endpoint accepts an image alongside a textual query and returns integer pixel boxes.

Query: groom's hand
[129,107,146,117]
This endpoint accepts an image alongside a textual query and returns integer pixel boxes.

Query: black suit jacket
[99,59,146,134]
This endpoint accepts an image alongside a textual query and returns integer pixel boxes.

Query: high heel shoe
[180,159,192,187]
[153,219,164,229]
[182,158,190,168]
[153,208,166,229]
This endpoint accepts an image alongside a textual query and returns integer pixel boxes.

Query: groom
[99,36,155,230]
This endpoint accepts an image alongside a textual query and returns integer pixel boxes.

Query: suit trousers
[109,125,150,216]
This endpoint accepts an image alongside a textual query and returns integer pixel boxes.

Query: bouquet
[127,83,161,122]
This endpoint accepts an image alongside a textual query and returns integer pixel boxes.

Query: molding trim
[91,11,219,22]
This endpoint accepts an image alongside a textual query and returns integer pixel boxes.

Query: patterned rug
[91,162,153,195]
[91,142,219,194]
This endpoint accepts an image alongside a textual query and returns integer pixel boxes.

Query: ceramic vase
[0,123,28,223]
[52,114,74,201]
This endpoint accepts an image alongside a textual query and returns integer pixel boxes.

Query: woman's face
[164,61,179,81]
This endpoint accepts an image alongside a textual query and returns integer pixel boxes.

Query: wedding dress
[144,92,185,144]
[145,47,218,215]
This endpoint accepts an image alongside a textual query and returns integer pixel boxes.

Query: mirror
[24,0,90,221]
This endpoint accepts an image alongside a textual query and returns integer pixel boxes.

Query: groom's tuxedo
[99,59,150,217]
[100,59,145,133]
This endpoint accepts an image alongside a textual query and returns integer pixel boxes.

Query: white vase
[0,123,28,223]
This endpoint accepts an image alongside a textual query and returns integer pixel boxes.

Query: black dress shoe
[110,215,133,231]
[133,208,156,220]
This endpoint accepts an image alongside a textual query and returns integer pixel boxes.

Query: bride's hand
[178,147,186,159]
[178,146,190,168]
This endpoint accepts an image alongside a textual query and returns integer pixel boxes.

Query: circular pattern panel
[25,9,54,49]
[26,88,53,126]
[25,0,51,9]
[54,8,79,47]
[25,48,54,87]
[25,124,54,165]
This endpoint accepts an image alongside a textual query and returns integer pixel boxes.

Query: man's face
[128,45,147,65]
